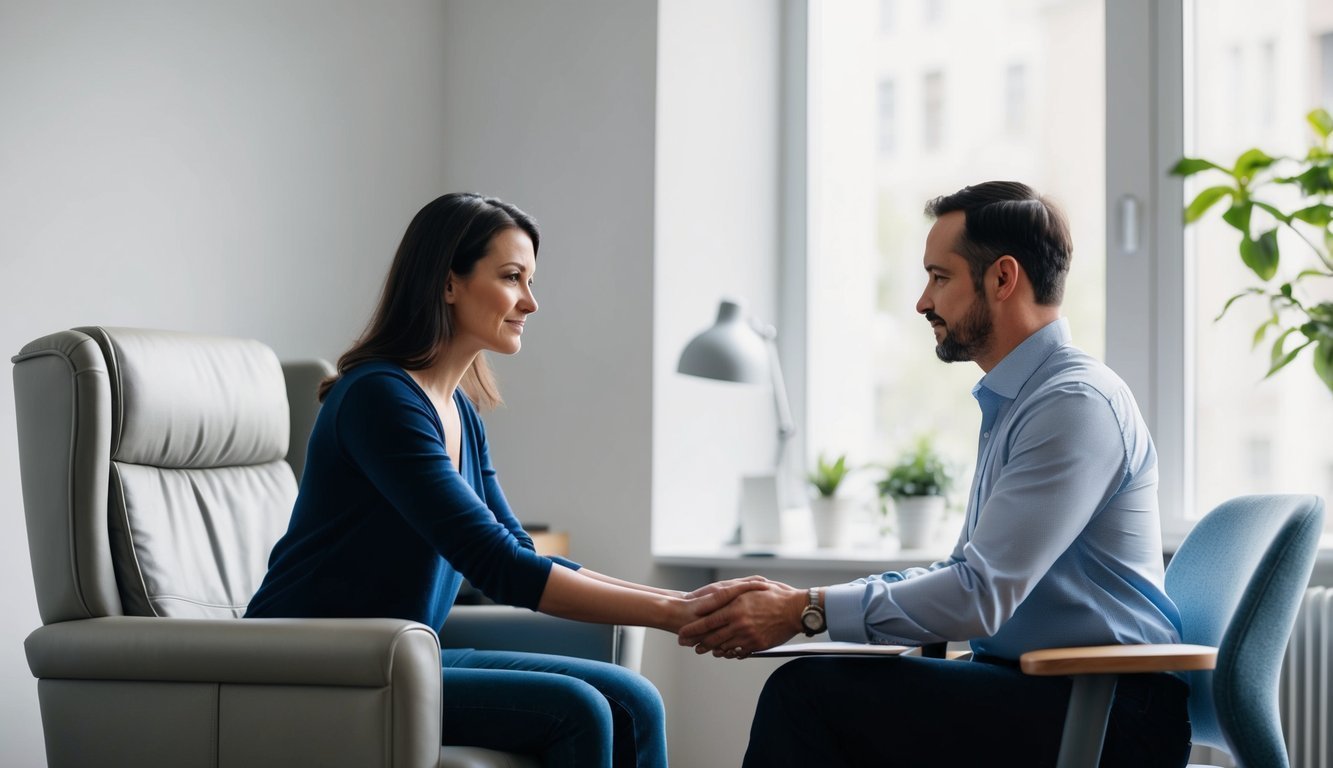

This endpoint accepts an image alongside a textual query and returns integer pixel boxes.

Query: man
[680,181,1190,767]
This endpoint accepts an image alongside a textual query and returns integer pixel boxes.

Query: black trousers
[742,654,1191,768]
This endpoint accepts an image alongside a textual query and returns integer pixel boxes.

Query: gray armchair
[13,327,641,768]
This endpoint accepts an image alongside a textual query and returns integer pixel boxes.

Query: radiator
[1282,586,1333,768]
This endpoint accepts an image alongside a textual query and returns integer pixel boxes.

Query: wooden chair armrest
[1020,643,1217,676]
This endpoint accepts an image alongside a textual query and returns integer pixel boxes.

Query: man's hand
[669,578,769,633]
[678,580,806,659]
[685,575,769,600]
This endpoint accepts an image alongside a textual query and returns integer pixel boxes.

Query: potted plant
[807,452,855,548]
[1170,107,1333,392]
[878,436,952,550]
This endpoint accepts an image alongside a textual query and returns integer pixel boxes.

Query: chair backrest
[13,327,298,624]
[1165,494,1324,766]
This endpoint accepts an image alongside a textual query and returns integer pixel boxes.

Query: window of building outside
[803,0,1106,545]
[1184,0,1333,531]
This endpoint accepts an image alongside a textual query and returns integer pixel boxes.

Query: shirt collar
[975,317,1071,400]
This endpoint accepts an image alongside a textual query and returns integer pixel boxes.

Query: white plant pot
[893,495,945,549]
[810,496,855,549]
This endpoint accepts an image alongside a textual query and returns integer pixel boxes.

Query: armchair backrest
[1164,493,1324,765]
[13,327,298,624]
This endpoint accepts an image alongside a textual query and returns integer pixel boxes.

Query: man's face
[915,211,994,364]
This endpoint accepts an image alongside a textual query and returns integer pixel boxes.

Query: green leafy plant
[1170,107,1333,392]
[807,452,852,498]
[877,436,952,499]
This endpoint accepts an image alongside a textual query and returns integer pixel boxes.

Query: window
[1321,31,1333,110]
[1180,1,1333,531]
[921,70,944,151]
[795,0,1333,542]
[877,79,896,154]
[878,0,897,32]
[802,0,1106,506]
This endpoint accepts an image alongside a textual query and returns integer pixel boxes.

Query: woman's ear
[444,274,456,304]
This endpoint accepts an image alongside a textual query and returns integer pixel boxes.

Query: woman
[247,192,750,767]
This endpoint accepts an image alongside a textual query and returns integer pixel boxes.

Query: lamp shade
[677,300,768,384]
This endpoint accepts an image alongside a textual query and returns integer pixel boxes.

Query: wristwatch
[800,587,827,636]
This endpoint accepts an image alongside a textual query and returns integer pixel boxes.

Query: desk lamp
[677,299,796,546]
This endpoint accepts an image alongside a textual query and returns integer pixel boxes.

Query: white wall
[0,1,453,763]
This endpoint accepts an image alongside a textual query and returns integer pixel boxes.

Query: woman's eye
[504,273,521,283]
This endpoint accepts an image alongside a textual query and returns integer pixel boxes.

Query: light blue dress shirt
[825,318,1182,659]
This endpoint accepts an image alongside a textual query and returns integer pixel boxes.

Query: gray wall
[0,1,454,763]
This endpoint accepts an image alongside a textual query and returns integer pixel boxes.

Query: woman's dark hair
[318,192,540,406]
[924,181,1072,305]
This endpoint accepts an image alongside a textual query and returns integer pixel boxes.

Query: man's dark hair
[924,181,1072,305]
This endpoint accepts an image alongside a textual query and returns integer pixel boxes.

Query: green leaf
[1266,328,1311,378]
[1170,157,1228,177]
[1295,268,1333,281]
[1184,186,1234,223]
[1291,204,1333,227]
[1221,200,1253,233]
[1309,108,1333,141]
[1252,200,1292,224]
[1292,164,1333,196]
[1215,287,1264,321]
[1234,148,1277,180]
[1239,229,1280,281]
[1312,337,1333,394]
[1252,316,1278,348]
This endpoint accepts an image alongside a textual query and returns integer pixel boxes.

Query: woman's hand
[663,579,771,634]
[677,580,807,659]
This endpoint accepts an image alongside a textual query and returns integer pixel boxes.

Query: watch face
[801,607,825,633]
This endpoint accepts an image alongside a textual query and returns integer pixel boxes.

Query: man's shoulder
[1033,345,1132,400]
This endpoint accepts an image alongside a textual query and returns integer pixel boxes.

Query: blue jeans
[439,648,667,767]
[744,654,1191,768]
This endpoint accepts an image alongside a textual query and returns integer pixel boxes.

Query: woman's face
[446,227,538,356]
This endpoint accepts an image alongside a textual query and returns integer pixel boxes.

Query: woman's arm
[575,568,685,598]
[537,565,762,633]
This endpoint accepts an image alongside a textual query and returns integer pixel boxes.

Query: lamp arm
[758,326,797,470]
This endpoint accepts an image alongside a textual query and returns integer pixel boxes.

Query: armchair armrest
[26,615,440,687]
[1019,643,1217,677]
[441,605,645,673]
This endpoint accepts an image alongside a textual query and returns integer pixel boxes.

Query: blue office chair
[1022,494,1325,768]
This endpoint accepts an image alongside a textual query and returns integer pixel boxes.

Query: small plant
[1170,107,1333,392]
[878,436,952,499]
[807,452,851,498]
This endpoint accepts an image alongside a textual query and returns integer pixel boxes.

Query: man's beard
[930,297,993,363]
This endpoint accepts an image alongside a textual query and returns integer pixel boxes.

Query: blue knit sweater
[247,361,569,631]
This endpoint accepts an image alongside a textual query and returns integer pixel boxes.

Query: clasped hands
[676,576,806,660]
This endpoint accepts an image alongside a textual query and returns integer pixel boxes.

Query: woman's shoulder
[328,361,423,407]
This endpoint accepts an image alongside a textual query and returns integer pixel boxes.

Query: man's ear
[991,255,1021,302]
